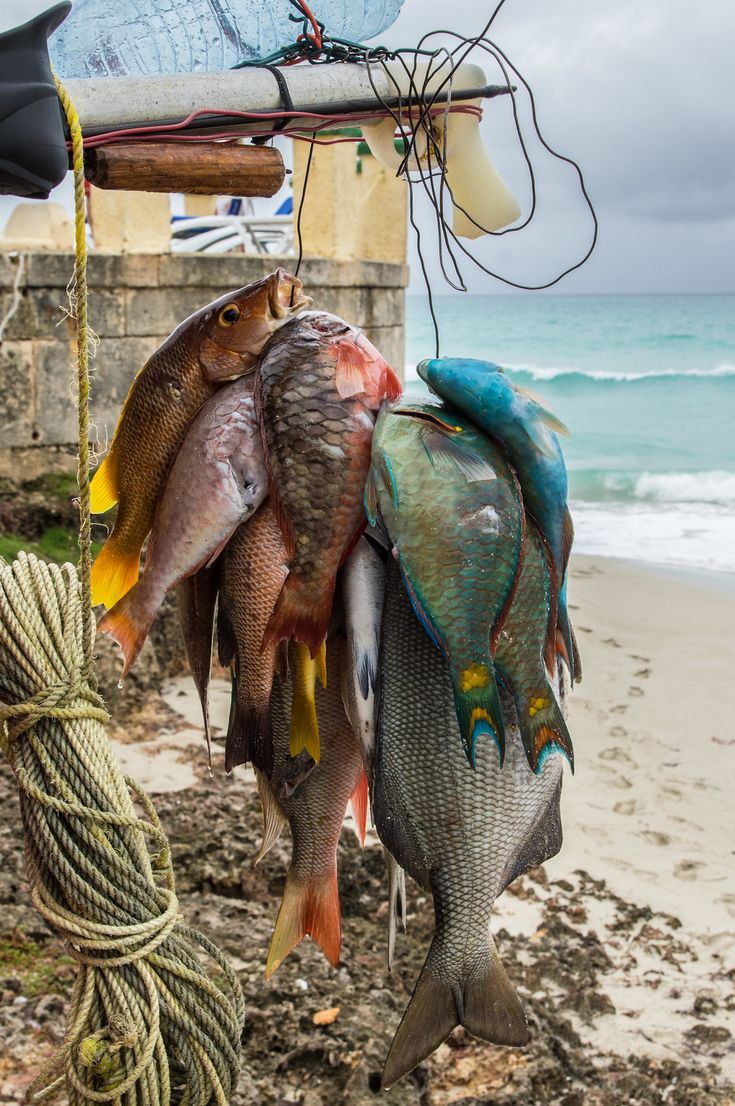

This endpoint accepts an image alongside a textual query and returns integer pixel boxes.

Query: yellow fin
[315,639,327,689]
[90,541,140,609]
[89,453,120,513]
[289,641,321,762]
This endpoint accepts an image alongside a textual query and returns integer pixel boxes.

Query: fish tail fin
[97,584,155,678]
[382,937,527,1088]
[225,694,273,775]
[89,452,119,513]
[90,538,140,610]
[263,573,333,659]
[451,665,505,767]
[524,692,575,775]
[289,641,322,763]
[253,769,287,867]
[350,768,369,847]
[265,866,341,979]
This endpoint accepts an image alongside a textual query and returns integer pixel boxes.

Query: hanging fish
[339,535,387,769]
[256,311,402,660]
[366,403,524,765]
[98,374,267,677]
[177,562,220,762]
[373,561,566,1088]
[217,501,289,775]
[495,519,574,773]
[259,637,367,978]
[90,268,310,610]
[416,357,581,682]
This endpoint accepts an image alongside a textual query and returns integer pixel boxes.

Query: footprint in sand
[629,653,650,663]
[577,626,593,634]
[634,668,651,679]
[719,894,735,919]
[674,859,705,881]
[628,686,644,698]
[603,637,622,648]
[610,704,628,715]
[598,767,633,790]
[614,799,639,815]
[639,830,671,847]
[608,726,628,739]
[600,745,637,767]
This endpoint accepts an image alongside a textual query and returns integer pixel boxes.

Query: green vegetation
[0,526,101,566]
[0,930,75,997]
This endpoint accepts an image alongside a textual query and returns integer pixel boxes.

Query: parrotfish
[339,535,387,768]
[90,269,310,610]
[217,501,289,775]
[416,357,581,682]
[495,518,574,773]
[98,374,267,677]
[373,561,566,1087]
[366,402,524,764]
[177,563,220,762]
[256,311,402,659]
[260,637,367,978]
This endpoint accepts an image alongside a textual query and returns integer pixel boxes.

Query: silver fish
[373,561,566,1088]
[339,535,387,768]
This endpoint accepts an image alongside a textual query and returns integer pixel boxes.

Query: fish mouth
[269,267,312,319]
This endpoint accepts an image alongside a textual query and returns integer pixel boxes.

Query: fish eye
[218,304,241,326]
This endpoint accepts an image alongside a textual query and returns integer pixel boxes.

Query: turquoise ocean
[404,293,735,574]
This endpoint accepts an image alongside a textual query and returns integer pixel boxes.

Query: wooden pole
[84,142,286,196]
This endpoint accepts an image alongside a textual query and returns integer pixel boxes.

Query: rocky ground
[1,478,733,1104]
[1,734,733,1106]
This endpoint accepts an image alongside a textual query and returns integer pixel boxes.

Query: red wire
[293,0,323,50]
[76,103,483,150]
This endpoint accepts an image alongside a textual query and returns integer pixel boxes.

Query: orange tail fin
[350,769,369,847]
[90,539,140,609]
[97,586,155,678]
[265,867,341,979]
[263,573,335,658]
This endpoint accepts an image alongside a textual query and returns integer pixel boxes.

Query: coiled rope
[0,80,245,1104]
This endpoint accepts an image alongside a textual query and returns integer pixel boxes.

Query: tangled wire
[0,554,245,1106]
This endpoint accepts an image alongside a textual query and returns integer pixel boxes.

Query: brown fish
[90,268,310,610]
[218,501,289,775]
[259,636,368,978]
[98,374,267,678]
[256,311,402,658]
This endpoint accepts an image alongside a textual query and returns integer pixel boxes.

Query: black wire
[293,135,315,282]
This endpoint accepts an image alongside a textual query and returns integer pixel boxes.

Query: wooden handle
[84,142,286,196]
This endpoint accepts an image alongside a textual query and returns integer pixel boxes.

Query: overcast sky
[1,0,733,294]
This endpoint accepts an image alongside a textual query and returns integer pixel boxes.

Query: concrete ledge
[0,251,407,476]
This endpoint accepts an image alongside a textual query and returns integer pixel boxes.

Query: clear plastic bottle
[49,0,405,78]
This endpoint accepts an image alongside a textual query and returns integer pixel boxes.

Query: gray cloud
[1,0,733,292]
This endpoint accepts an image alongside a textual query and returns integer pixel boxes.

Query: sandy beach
[2,552,734,1102]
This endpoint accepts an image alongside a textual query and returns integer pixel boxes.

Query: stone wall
[0,252,407,478]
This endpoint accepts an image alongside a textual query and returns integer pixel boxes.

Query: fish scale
[496,518,575,772]
[369,404,524,762]
[89,269,310,610]
[257,312,400,658]
[262,637,366,978]
[373,561,565,1087]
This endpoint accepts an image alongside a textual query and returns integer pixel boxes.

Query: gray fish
[373,561,566,1088]
[339,535,387,768]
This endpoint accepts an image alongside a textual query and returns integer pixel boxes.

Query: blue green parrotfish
[366,402,525,765]
[416,357,581,683]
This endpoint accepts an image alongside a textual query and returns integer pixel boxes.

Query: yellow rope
[0,81,246,1105]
